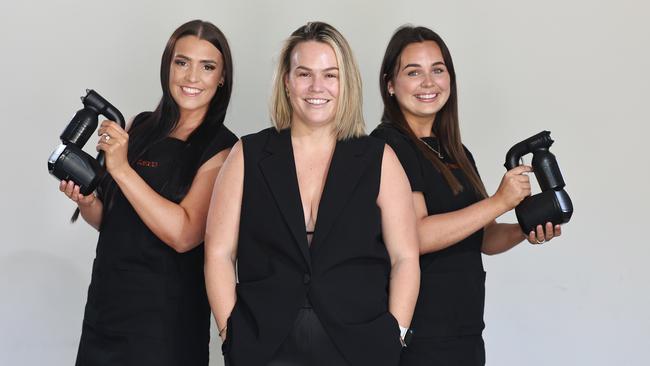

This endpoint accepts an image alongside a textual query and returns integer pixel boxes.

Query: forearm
[204,251,237,334]
[481,223,525,255]
[111,166,197,252]
[388,256,420,328]
[79,199,103,230]
[418,196,509,254]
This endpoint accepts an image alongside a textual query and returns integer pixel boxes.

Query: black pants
[399,335,485,366]
[267,302,349,366]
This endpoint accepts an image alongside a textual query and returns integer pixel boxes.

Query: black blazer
[223,128,402,366]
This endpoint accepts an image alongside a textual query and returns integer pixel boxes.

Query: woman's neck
[405,115,435,138]
[171,108,207,140]
[290,119,337,149]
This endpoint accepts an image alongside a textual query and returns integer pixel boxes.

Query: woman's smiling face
[388,40,451,126]
[169,35,224,117]
[285,41,340,129]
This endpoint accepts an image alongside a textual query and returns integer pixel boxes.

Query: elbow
[480,243,499,256]
[393,252,421,272]
[481,249,498,256]
[171,243,193,254]
[166,214,203,253]
[166,234,202,254]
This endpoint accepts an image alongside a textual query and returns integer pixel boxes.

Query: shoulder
[241,126,276,142]
[216,123,238,140]
[238,127,282,159]
[370,123,419,158]
[371,123,411,145]
[337,135,386,161]
[461,143,477,164]
[240,127,277,148]
[195,123,239,167]
[209,123,238,148]
[127,111,153,131]
[371,123,425,192]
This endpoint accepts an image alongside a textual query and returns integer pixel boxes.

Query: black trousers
[399,334,485,366]
[266,302,349,366]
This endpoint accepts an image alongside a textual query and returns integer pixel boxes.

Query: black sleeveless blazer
[223,128,402,366]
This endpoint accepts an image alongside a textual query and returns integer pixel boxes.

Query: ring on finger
[102,133,111,142]
[535,238,545,244]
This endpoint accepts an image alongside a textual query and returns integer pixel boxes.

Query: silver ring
[103,133,111,142]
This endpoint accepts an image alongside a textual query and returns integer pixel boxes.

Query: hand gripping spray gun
[504,131,573,233]
[48,89,125,195]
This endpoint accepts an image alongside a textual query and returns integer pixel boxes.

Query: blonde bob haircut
[270,21,365,140]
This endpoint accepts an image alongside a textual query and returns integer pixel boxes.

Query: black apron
[76,121,237,366]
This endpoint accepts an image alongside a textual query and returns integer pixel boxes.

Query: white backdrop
[1,0,648,365]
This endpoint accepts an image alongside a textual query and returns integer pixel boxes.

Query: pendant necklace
[421,138,444,159]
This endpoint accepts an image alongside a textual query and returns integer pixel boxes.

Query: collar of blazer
[258,128,372,270]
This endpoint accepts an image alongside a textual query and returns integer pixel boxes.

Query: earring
[218,81,224,87]
[389,91,394,97]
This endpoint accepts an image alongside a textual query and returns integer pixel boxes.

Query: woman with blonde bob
[205,21,420,366]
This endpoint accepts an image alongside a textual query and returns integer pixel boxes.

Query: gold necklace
[421,138,443,159]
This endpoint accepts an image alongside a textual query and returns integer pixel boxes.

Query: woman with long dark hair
[58,20,237,365]
[371,26,562,365]
[205,21,420,366]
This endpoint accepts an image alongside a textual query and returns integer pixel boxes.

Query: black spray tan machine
[48,89,125,195]
[504,131,573,233]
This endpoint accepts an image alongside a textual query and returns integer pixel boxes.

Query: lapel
[310,137,370,255]
[258,129,311,270]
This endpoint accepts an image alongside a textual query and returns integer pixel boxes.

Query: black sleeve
[463,145,481,178]
[371,128,425,192]
[198,125,238,167]
[129,111,151,131]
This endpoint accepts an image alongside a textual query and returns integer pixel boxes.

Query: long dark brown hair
[379,25,487,197]
[72,20,233,222]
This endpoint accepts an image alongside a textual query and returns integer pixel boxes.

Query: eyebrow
[295,66,339,72]
[402,61,445,70]
[174,54,218,64]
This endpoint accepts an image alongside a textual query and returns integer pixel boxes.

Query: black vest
[223,128,402,366]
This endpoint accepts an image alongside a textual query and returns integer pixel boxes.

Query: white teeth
[182,87,202,94]
[305,98,328,105]
[415,93,438,100]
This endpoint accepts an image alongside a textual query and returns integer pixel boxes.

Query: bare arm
[98,120,231,253]
[204,141,244,341]
[415,165,533,255]
[377,145,420,329]
[482,221,562,255]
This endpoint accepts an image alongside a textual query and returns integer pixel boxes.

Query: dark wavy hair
[379,25,486,197]
[72,20,233,222]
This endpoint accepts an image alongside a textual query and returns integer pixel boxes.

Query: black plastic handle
[504,130,554,170]
[82,89,125,167]
[83,89,126,128]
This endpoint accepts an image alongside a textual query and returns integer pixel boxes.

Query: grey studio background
[1,0,648,365]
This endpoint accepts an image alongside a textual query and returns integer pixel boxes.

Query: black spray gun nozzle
[504,130,553,170]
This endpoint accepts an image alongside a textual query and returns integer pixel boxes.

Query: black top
[78,115,237,365]
[223,128,401,366]
[371,124,486,337]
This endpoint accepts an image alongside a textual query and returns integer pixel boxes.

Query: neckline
[288,132,338,245]
[420,136,437,141]
[165,136,188,143]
